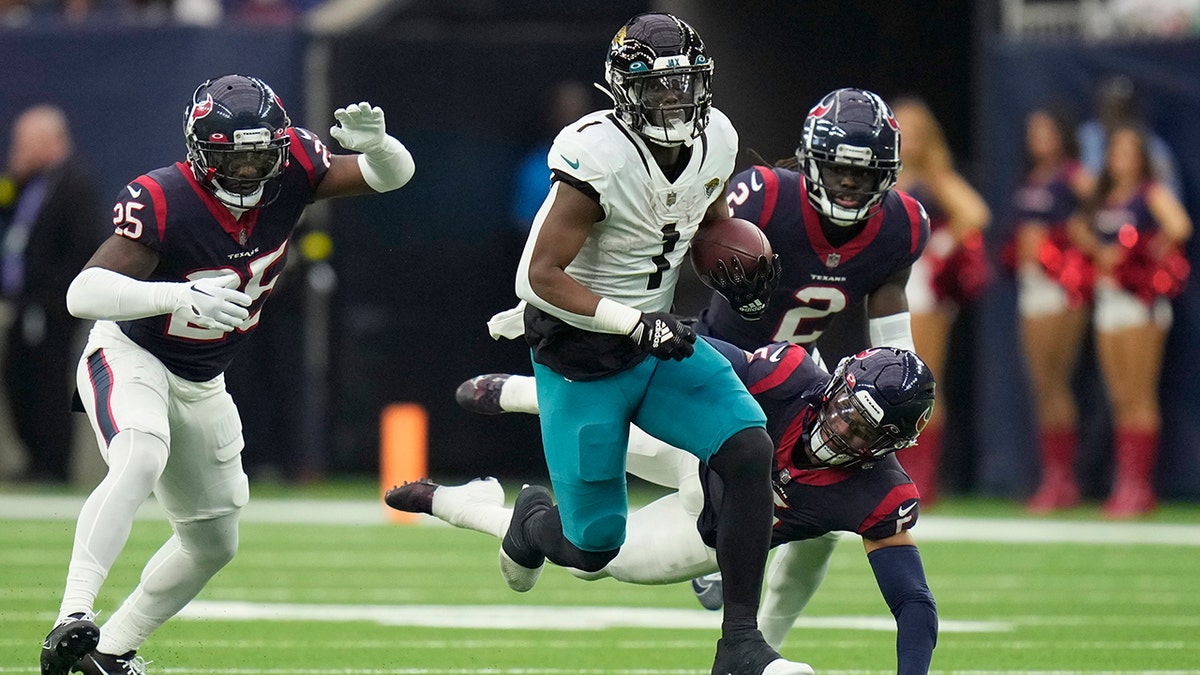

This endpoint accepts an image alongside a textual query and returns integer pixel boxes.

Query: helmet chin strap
[212,182,264,210]
[641,118,696,148]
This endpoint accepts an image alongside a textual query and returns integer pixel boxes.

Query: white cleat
[761,659,815,675]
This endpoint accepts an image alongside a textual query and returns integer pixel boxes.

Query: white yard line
[175,600,1010,633]
[2,662,1200,667]
[3,494,1198,545]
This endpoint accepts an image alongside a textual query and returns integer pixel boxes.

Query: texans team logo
[884,111,900,131]
[191,94,213,119]
[810,98,834,118]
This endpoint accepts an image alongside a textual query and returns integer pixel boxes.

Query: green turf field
[3,485,1199,674]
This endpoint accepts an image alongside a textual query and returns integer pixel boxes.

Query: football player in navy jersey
[689,87,930,628]
[391,344,939,675]
[40,74,414,675]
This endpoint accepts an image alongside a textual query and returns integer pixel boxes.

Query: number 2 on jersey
[772,285,848,344]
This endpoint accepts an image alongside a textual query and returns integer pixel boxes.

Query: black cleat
[76,650,149,675]
[691,572,724,611]
[455,374,511,415]
[40,614,99,675]
[711,631,814,675]
[384,478,439,515]
[499,484,552,592]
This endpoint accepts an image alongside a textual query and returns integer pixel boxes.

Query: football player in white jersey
[480,12,806,675]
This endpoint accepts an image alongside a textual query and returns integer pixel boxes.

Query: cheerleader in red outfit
[1070,124,1191,518]
[1010,107,1097,513]
[892,97,992,504]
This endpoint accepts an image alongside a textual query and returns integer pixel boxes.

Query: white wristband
[593,298,642,335]
[357,135,415,192]
[868,311,915,352]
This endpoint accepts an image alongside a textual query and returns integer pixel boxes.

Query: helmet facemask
[607,59,713,146]
[799,142,898,226]
[805,348,935,469]
[809,381,916,467]
[188,130,289,208]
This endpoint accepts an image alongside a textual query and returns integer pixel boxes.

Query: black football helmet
[807,347,936,468]
[604,12,713,147]
[184,74,291,209]
[798,88,901,226]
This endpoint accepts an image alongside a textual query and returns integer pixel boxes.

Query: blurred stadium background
[5,0,1200,501]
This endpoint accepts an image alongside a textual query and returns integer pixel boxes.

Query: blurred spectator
[1008,106,1097,513]
[1069,123,1192,518]
[892,96,992,505]
[509,80,593,233]
[0,0,33,24]
[1079,75,1182,199]
[1,104,104,483]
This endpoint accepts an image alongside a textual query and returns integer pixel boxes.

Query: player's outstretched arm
[317,102,415,198]
[66,235,251,333]
[865,531,938,675]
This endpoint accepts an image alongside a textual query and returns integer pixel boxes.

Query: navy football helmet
[604,13,713,147]
[798,88,901,226]
[808,347,936,468]
[184,74,291,209]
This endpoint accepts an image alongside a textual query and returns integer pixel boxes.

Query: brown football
[689,217,773,281]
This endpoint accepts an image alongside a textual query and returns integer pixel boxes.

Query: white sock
[758,535,838,649]
[498,375,539,414]
[431,479,511,538]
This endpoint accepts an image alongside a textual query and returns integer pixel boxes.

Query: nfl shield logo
[825,253,841,268]
[666,192,677,207]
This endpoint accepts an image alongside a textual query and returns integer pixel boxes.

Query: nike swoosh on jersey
[128,185,142,198]
[750,170,763,191]
[560,155,581,170]
[898,502,917,517]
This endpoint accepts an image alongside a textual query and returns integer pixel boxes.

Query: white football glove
[329,102,387,154]
[181,274,251,333]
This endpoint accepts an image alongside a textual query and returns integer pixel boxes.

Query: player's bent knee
[578,513,626,554]
[708,426,773,480]
[175,511,240,569]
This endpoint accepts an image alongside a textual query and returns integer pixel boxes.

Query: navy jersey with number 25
[109,127,331,382]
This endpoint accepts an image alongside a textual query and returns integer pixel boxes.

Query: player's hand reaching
[629,312,696,360]
[182,274,251,332]
[329,102,388,154]
[705,254,781,320]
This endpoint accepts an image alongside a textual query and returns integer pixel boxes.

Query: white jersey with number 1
[518,107,737,329]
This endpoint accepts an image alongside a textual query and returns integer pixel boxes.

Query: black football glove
[628,312,696,360]
[703,254,781,320]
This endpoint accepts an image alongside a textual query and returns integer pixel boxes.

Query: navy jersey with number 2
[698,165,930,350]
